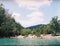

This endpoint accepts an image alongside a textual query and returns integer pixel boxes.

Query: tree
[49,16,60,35]
[0,4,23,37]
[0,4,5,26]
[21,29,31,36]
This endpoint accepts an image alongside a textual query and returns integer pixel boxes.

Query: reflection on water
[0,38,60,46]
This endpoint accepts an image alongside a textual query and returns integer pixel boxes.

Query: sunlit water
[0,38,60,46]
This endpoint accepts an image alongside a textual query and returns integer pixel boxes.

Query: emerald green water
[0,38,60,46]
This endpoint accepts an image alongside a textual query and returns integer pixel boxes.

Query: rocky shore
[16,34,60,39]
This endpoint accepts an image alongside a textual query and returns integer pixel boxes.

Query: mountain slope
[26,24,46,30]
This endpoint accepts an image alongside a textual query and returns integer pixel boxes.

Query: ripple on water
[0,38,60,46]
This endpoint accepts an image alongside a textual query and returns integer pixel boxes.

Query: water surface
[0,38,60,46]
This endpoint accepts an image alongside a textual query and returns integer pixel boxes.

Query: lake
[0,38,60,46]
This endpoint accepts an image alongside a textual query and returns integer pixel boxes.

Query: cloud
[25,11,44,26]
[1,0,52,27]
[27,11,44,22]
[12,13,23,22]
[12,11,44,27]
[15,0,52,10]
[13,0,53,27]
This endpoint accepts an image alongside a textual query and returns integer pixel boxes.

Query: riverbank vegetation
[0,4,60,38]
[0,4,23,37]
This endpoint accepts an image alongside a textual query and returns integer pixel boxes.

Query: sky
[0,0,60,27]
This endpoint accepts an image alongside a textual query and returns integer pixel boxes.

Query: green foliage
[49,16,60,35]
[0,4,23,37]
[30,16,60,36]
[0,4,60,37]
[0,5,5,26]
[21,29,31,36]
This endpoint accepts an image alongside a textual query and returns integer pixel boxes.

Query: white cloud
[15,0,52,10]
[27,11,43,18]
[12,0,53,27]
[25,11,44,27]
[12,11,44,27]
[12,13,23,23]
[0,0,53,27]
[27,11,44,23]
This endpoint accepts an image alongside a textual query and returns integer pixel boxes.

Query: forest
[0,4,60,37]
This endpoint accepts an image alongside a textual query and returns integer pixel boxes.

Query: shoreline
[15,34,60,39]
[0,34,60,39]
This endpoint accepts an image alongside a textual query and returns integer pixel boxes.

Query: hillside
[27,24,46,30]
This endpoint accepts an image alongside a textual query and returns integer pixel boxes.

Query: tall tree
[0,4,23,37]
[49,16,60,35]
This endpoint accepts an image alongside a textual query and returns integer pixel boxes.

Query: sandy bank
[16,34,60,39]
[40,34,60,39]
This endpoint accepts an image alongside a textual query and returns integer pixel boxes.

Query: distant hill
[26,24,46,30]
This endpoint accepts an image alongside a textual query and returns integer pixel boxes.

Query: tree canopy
[0,4,23,37]
[0,4,60,37]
